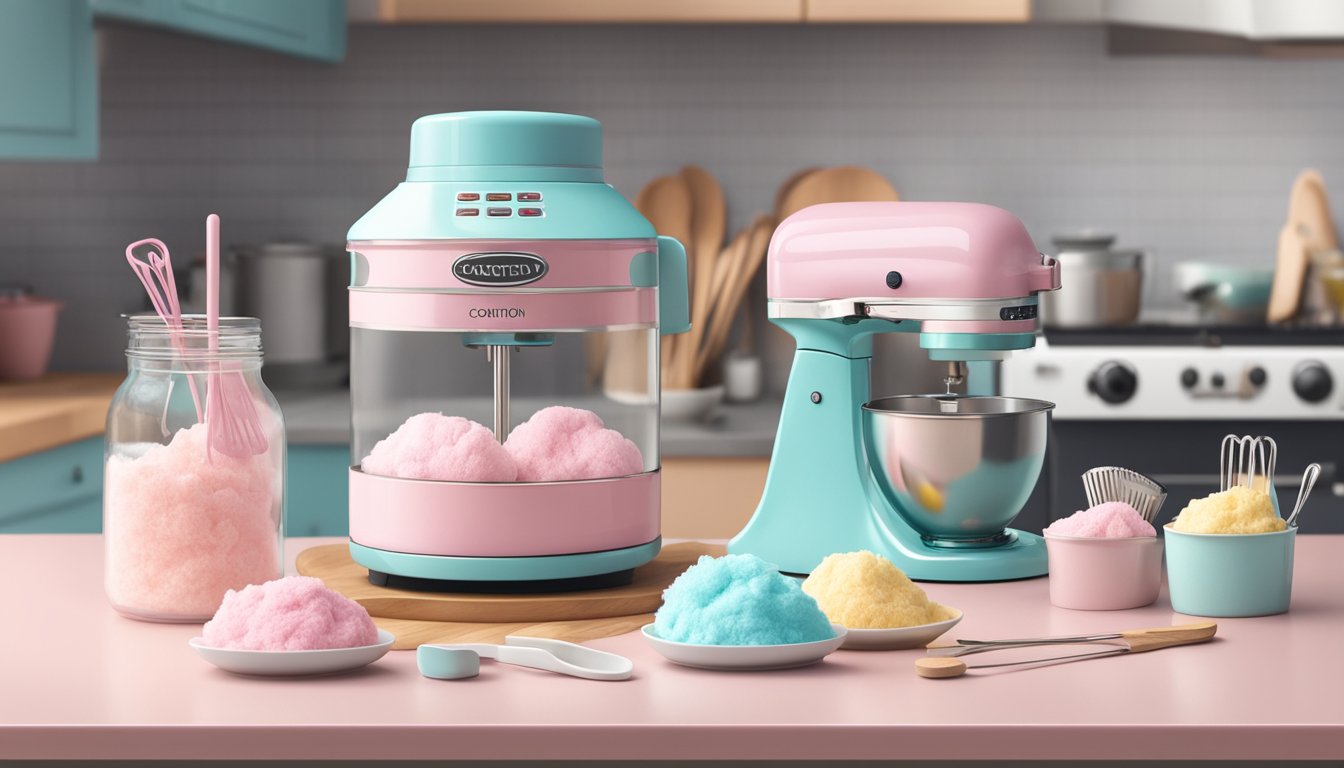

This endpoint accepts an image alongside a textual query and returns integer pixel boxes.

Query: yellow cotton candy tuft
[802,551,953,629]
[1170,485,1285,534]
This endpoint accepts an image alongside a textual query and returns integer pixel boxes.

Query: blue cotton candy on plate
[653,554,836,646]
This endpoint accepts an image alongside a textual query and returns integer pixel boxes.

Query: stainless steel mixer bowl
[861,395,1054,545]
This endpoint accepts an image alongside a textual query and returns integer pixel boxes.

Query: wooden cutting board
[296,541,723,624]
[370,614,655,651]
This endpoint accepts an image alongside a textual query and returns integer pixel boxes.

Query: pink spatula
[204,214,267,458]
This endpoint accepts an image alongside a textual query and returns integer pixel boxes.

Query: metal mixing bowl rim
[862,394,1056,419]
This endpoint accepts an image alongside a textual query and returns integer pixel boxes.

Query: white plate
[641,624,847,670]
[839,608,963,651]
[188,629,395,676]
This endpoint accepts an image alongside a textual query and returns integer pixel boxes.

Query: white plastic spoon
[418,636,633,681]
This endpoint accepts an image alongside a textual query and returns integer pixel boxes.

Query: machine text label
[453,252,549,287]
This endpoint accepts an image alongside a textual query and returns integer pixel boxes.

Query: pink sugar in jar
[104,315,284,622]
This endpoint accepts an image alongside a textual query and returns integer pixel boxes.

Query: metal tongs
[916,622,1217,678]
[417,636,633,681]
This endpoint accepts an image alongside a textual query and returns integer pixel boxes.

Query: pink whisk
[124,238,203,422]
[204,214,267,459]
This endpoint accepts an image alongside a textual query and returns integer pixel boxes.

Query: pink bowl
[0,296,61,381]
[1044,534,1162,610]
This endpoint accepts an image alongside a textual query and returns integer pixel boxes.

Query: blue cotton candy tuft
[653,554,836,645]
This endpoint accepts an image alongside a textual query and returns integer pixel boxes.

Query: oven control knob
[1247,366,1268,388]
[1180,368,1198,389]
[1292,361,1333,403]
[1089,361,1138,404]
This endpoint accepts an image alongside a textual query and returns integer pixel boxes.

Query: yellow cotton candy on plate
[1170,485,1285,534]
[802,551,953,629]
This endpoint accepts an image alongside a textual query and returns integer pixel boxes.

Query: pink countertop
[2,535,1342,762]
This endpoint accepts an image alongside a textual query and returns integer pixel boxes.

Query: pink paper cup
[1044,534,1163,610]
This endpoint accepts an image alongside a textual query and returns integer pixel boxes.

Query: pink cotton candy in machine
[346,111,690,590]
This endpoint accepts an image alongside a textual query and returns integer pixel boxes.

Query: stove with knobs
[1004,343,1344,419]
[999,325,1344,534]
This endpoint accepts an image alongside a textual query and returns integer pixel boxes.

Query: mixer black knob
[1089,361,1138,404]
[1210,373,1225,390]
[1180,368,1198,389]
[1248,366,1268,388]
[1292,361,1333,403]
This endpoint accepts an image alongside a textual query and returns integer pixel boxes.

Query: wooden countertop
[2,534,1342,763]
[0,373,121,462]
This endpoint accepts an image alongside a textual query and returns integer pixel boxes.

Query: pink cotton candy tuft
[202,576,379,650]
[505,406,644,482]
[361,413,517,482]
[1044,501,1156,538]
[104,422,281,619]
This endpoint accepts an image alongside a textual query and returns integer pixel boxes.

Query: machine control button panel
[999,305,1038,321]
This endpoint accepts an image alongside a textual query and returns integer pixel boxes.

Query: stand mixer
[730,202,1060,581]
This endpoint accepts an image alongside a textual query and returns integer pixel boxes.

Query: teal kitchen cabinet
[91,0,346,62]
[0,0,97,159]
[0,437,104,533]
[287,444,350,537]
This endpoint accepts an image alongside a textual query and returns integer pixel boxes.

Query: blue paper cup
[1163,525,1295,617]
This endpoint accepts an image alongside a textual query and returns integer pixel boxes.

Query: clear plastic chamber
[351,326,660,478]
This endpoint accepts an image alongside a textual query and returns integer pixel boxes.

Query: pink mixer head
[767,202,1059,302]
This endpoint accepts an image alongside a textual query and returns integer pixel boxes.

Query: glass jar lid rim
[126,314,261,335]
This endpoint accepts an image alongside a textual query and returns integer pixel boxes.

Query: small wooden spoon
[916,622,1218,679]
[696,216,775,380]
[775,165,899,222]
[774,167,821,220]
[678,165,727,389]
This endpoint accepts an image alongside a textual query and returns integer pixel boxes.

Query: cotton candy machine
[346,111,689,590]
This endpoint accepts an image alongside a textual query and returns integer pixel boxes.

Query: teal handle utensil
[418,636,634,681]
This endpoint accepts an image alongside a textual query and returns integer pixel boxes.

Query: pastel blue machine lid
[348,111,655,241]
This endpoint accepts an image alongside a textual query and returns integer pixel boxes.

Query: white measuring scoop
[417,636,633,681]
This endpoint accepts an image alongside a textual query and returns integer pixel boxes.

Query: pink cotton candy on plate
[505,406,644,482]
[1044,501,1156,538]
[361,412,517,482]
[202,576,379,650]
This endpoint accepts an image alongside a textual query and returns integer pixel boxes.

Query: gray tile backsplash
[4,21,1344,371]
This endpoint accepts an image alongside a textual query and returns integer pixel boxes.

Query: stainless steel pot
[234,242,349,387]
[1041,234,1145,328]
[861,395,1054,544]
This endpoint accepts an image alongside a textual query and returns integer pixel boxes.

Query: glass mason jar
[104,315,285,622]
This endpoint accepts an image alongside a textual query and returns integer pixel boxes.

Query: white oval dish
[641,623,847,670]
[188,629,395,676]
[838,608,963,651]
